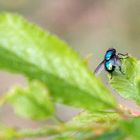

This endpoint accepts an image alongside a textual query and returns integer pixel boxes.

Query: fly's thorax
[104,48,116,61]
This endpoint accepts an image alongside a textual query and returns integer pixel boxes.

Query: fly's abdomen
[104,60,115,72]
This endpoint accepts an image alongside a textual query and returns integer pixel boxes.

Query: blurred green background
[0,0,140,137]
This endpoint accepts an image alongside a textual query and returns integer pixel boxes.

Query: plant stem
[115,106,133,120]
[14,126,64,139]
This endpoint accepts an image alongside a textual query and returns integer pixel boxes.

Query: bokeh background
[0,0,140,139]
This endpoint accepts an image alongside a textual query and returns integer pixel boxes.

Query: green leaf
[94,130,125,140]
[0,13,116,111]
[64,111,121,140]
[136,77,140,95]
[67,111,120,128]
[121,117,140,140]
[110,57,140,104]
[6,81,54,120]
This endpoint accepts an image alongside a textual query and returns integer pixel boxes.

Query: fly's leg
[110,72,113,79]
[119,66,125,75]
[118,53,129,59]
[117,53,127,75]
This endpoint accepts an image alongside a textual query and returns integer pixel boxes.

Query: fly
[94,48,128,79]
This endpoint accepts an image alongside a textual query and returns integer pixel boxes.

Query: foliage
[0,13,140,140]
[110,57,140,104]
[6,81,54,120]
[0,13,116,111]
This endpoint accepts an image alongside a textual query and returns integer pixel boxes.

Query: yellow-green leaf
[0,13,116,111]
[110,57,140,104]
[7,81,54,120]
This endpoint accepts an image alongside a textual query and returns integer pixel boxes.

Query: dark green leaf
[136,77,140,95]
[94,130,125,140]
[121,117,140,140]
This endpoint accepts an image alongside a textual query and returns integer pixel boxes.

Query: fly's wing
[112,56,121,66]
[115,56,121,66]
[94,60,104,75]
